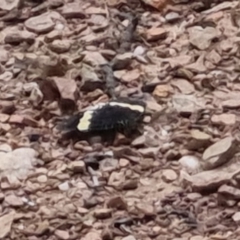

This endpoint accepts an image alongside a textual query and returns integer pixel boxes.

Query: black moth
[58,98,146,142]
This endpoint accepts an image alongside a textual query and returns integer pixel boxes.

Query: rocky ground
[1,0,240,239]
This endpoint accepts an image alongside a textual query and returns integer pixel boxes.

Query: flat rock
[181,162,240,191]
[162,169,178,182]
[211,113,236,125]
[122,236,137,240]
[121,69,141,82]
[0,48,10,63]
[68,161,85,173]
[49,40,71,53]
[54,229,70,240]
[222,99,240,109]
[25,12,63,34]
[83,51,108,67]
[0,211,15,239]
[188,130,211,150]
[171,79,195,94]
[112,53,132,70]
[51,77,78,102]
[4,31,36,45]
[146,27,168,41]
[0,147,37,179]
[141,0,169,10]
[172,94,205,114]
[218,184,240,199]
[202,136,237,170]
[188,26,218,50]
[61,3,86,19]
[0,0,21,11]
[80,64,103,92]
[5,194,24,207]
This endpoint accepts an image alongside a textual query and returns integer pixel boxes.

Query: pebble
[58,182,69,191]
[202,136,237,170]
[162,169,178,182]
[122,236,137,240]
[165,12,180,22]
[54,229,69,240]
[179,155,201,174]
[107,196,127,210]
[68,161,85,173]
[232,212,240,223]
[94,208,112,219]
[119,158,130,168]
[5,194,24,207]
[37,175,48,183]
[146,27,168,41]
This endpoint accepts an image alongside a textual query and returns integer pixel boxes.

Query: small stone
[1,0,21,11]
[232,212,240,223]
[211,113,236,125]
[0,144,12,152]
[222,99,240,109]
[121,69,141,82]
[139,147,159,158]
[121,179,138,190]
[0,48,10,64]
[162,169,178,182]
[119,158,130,168]
[83,51,108,67]
[188,130,211,150]
[25,12,62,34]
[181,162,240,191]
[146,100,163,112]
[68,161,85,173]
[146,27,168,41]
[58,182,69,191]
[51,77,78,103]
[94,208,112,219]
[218,184,240,199]
[171,79,195,94]
[133,46,145,57]
[61,3,85,19]
[4,31,36,45]
[136,203,155,216]
[112,53,132,70]
[80,64,102,92]
[54,229,69,240]
[153,84,171,98]
[0,101,15,114]
[165,12,180,22]
[49,40,71,53]
[179,155,201,175]
[37,175,48,183]
[122,235,137,240]
[0,113,9,123]
[9,115,24,124]
[44,30,62,43]
[101,227,113,240]
[131,135,146,147]
[202,137,238,170]
[107,196,127,210]
[188,26,218,50]
[5,195,23,207]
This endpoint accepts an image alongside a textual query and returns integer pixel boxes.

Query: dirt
[1,0,240,239]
